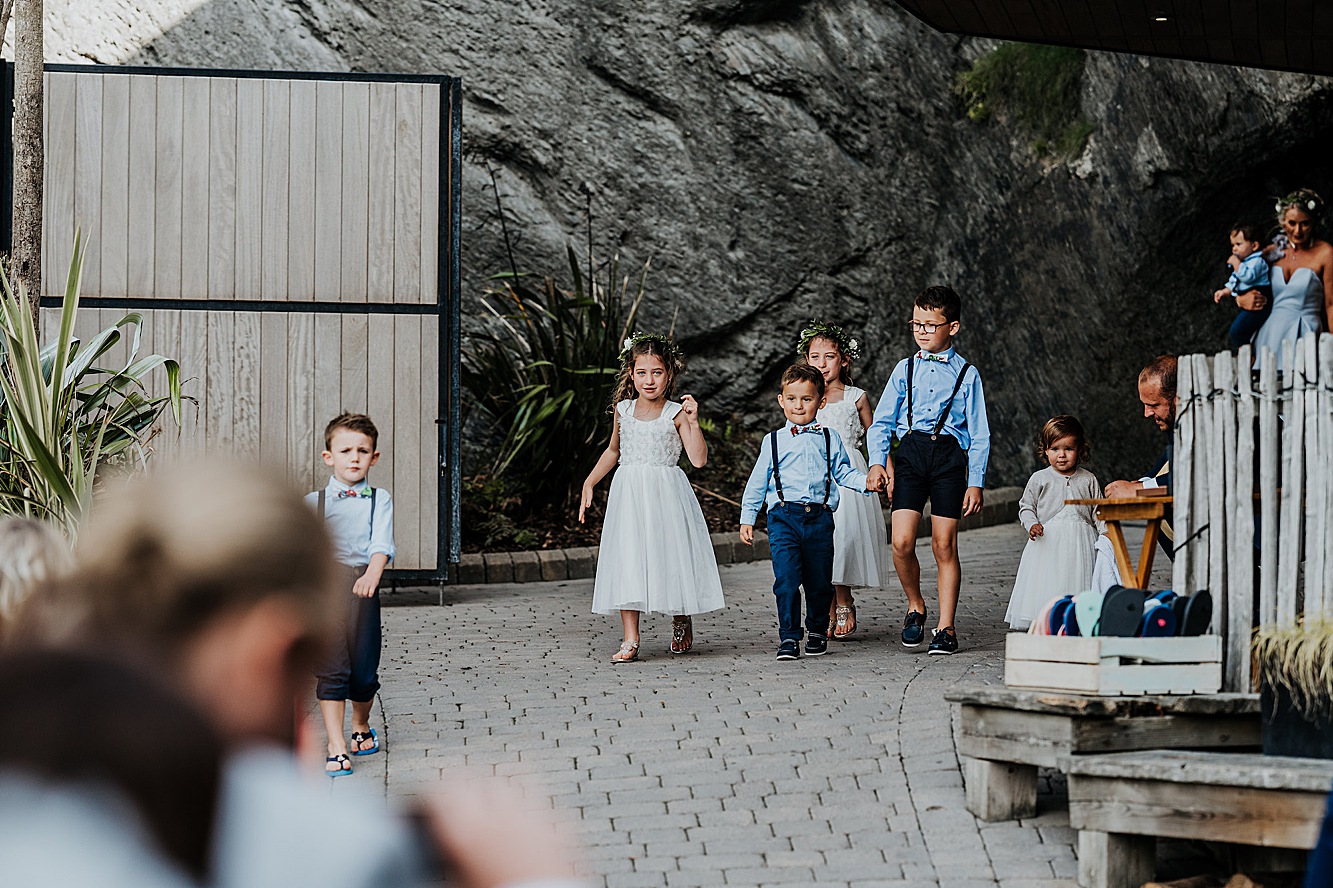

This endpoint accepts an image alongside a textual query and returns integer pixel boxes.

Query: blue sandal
[350,730,379,756]
[326,753,353,777]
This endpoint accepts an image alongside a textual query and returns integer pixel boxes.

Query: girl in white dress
[1006,415,1104,630]
[800,321,891,639]
[579,333,725,663]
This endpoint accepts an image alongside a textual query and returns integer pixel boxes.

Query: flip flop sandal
[350,729,379,756]
[1139,600,1177,637]
[1180,590,1214,636]
[1030,598,1058,635]
[1075,589,1106,637]
[326,753,353,777]
[833,605,857,640]
[611,641,640,664]
[670,617,693,655]
[1048,596,1075,636]
[1098,585,1146,637]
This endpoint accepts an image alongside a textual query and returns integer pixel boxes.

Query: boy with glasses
[866,286,991,655]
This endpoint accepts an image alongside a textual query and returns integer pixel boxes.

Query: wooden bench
[945,685,1260,821]
[1065,750,1333,888]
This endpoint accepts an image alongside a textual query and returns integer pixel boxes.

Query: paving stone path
[329,522,1171,888]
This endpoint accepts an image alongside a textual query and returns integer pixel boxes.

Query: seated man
[1105,354,1176,559]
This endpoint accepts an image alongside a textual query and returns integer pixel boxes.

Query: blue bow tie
[791,424,822,436]
[918,352,949,363]
[337,487,371,499]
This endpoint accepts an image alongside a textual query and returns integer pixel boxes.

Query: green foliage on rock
[955,42,1094,158]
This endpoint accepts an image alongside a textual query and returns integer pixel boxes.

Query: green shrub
[0,235,185,535]
[955,43,1094,158]
[461,245,646,517]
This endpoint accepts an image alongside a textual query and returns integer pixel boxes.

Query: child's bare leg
[890,510,926,613]
[930,517,961,628]
[320,698,348,756]
[350,699,375,750]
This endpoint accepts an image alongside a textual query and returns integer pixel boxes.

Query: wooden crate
[1005,634,1223,696]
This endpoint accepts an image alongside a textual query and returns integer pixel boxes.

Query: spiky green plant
[1253,622,1333,720]
[461,245,647,515]
[0,235,185,535]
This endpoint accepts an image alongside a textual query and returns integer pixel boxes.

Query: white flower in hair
[848,338,859,352]
[1276,201,1284,212]
[623,337,634,351]
[1310,199,1319,210]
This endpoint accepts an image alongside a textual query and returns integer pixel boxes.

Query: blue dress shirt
[866,348,991,488]
[305,477,396,567]
[1225,251,1270,296]
[740,422,871,525]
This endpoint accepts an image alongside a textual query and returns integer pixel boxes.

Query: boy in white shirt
[306,412,395,777]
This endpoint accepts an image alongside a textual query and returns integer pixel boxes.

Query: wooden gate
[3,63,463,580]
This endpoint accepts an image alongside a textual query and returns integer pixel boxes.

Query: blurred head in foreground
[14,462,340,747]
[0,516,72,640]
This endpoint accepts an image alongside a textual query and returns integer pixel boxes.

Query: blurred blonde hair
[13,462,340,660]
[0,517,72,635]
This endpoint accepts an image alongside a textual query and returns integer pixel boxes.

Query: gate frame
[0,62,463,585]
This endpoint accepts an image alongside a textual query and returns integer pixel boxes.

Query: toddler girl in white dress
[579,333,725,662]
[1006,415,1104,630]
[801,321,891,639]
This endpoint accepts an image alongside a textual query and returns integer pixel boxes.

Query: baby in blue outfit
[1213,221,1271,348]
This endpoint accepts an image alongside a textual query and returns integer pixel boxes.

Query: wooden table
[944,685,1259,821]
[1066,493,1172,588]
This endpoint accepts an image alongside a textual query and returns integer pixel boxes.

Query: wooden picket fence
[1173,334,1333,693]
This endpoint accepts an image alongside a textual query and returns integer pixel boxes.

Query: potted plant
[1254,622,1333,759]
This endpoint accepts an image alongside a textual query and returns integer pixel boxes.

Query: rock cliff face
[46,0,1333,484]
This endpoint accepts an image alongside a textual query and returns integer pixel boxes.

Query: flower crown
[796,320,860,361]
[619,331,682,366]
[1275,189,1324,217]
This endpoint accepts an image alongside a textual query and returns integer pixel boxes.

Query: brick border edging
[453,487,1024,585]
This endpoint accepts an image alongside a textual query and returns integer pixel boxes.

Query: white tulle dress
[591,400,726,616]
[817,386,891,588]
[1005,466,1102,630]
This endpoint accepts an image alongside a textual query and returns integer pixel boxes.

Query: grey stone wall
[48,0,1333,485]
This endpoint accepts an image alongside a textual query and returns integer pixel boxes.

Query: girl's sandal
[833,604,857,639]
[611,641,640,664]
[670,616,693,654]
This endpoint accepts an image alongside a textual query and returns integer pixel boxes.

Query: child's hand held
[1029,523,1044,540]
[679,395,700,420]
[739,524,754,546]
[578,484,594,524]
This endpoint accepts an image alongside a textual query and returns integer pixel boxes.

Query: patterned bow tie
[791,424,822,436]
[918,352,949,363]
[337,487,371,499]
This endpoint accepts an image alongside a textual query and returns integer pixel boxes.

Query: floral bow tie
[918,352,949,363]
[791,424,822,436]
[337,487,371,499]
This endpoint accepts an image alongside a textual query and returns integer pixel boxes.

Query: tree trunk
[10,0,41,324]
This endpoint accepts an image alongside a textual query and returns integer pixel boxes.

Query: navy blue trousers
[1228,305,1271,349]
[767,502,835,642]
[315,565,382,702]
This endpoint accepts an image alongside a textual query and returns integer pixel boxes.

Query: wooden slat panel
[393,314,421,569]
[44,72,78,297]
[234,79,264,300]
[208,78,237,300]
[206,311,235,451]
[420,85,441,306]
[313,82,343,302]
[74,73,103,295]
[367,315,395,548]
[99,75,130,299]
[154,76,184,299]
[420,314,439,568]
[313,314,342,479]
[393,84,423,304]
[1278,340,1301,627]
[340,83,370,303]
[261,79,290,301]
[180,76,210,300]
[127,75,157,298]
[286,313,316,489]
[259,312,288,470]
[178,309,209,459]
[340,313,368,412]
[1257,348,1279,627]
[287,80,317,302]
[150,308,184,466]
[233,311,262,459]
[366,83,397,303]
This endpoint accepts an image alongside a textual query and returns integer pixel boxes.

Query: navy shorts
[315,563,382,702]
[891,432,968,519]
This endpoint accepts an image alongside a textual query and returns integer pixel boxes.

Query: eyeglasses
[908,320,949,333]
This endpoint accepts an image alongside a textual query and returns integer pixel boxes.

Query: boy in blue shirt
[1212,221,1272,348]
[306,412,395,776]
[741,364,874,660]
[867,285,990,656]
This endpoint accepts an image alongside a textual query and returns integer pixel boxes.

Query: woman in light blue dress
[1252,189,1333,367]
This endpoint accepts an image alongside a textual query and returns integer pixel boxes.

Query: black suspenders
[905,356,971,440]
[769,428,833,506]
